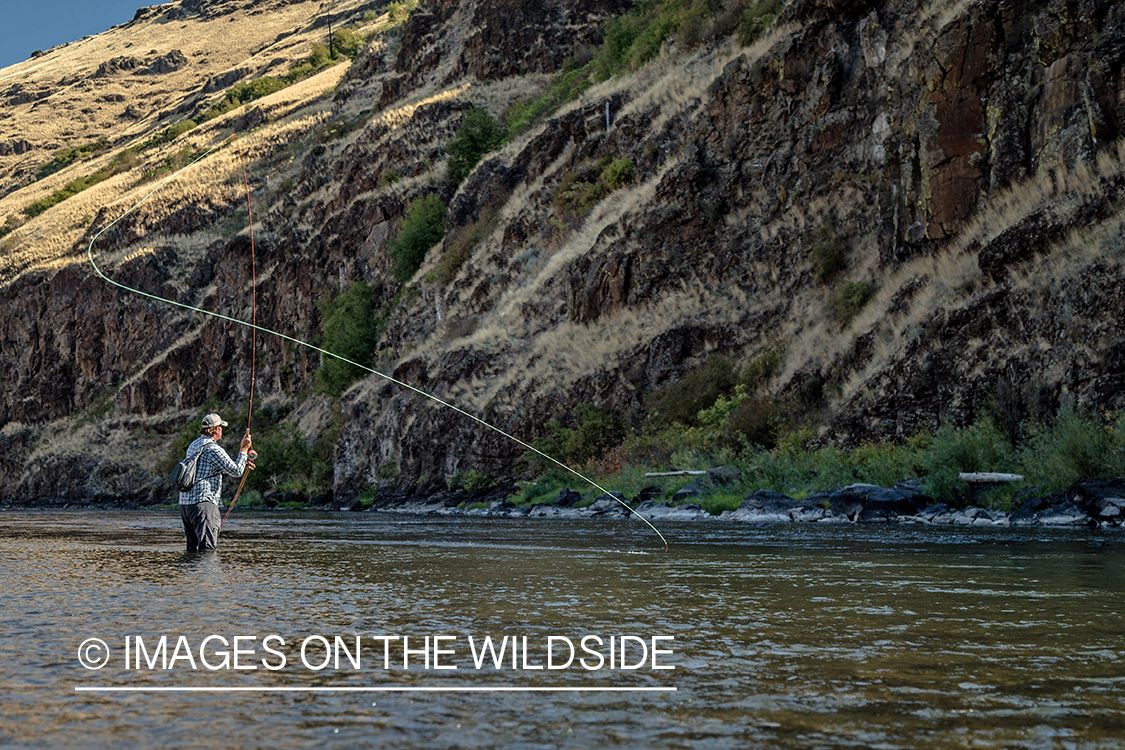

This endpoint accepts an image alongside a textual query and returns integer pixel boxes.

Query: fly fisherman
[179,413,256,552]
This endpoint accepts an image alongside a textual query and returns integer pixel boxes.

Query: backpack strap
[187,438,223,482]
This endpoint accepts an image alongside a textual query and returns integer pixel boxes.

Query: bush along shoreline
[336,472,1125,529]
[7,399,1121,526]
[339,401,1125,529]
[13,474,1121,529]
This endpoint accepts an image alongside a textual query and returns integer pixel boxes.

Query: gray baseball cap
[201,413,229,429]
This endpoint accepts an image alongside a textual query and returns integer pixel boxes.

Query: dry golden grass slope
[0,0,376,274]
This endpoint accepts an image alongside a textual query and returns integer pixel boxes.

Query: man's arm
[210,437,250,477]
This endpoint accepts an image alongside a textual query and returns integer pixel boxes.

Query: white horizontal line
[75,686,676,693]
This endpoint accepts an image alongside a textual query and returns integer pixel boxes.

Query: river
[1,510,1123,749]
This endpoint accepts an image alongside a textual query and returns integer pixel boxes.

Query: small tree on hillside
[389,193,446,281]
[446,107,505,185]
[317,282,381,395]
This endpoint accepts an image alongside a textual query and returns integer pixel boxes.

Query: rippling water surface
[1,510,1123,749]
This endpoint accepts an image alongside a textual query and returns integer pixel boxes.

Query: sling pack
[170,450,203,492]
[170,440,218,493]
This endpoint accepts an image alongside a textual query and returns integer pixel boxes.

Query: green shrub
[520,388,1124,515]
[195,27,366,123]
[243,422,325,494]
[138,120,197,151]
[310,42,333,67]
[435,210,493,284]
[1019,403,1125,491]
[357,488,377,509]
[389,193,446,281]
[115,149,140,171]
[810,218,847,283]
[203,77,287,120]
[923,417,1016,503]
[591,0,748,81]
[27,173,108,217]
[679,383,773,453]
[387,0,419,24]
[828,281,876,325]
[692,490,750,515]
[316,282,382,395]
[741,345,784,390]
[530,403,626,470]
[696,385,746,431]
[563,403,627,465]
[0,214,24,240]
[553,170,603,214]
[454,470,496,492]
[849,437,927,489]
[673,0,710,47]
[332,27,365,59]
[594,12,648,79]
[648,356,738,427]
[283,60,320,83]
[553,157,636,215]
[446,107,506,185]
[292,28,366,72]
[25,149,139,218]
[600,157,636,190]
[237,489,264,507]
[626,19,676,69]
[36,138,109,180]
[505,56,596,138]
[737,0,784,46]
[512,471,570,505]
[510,0,769,131]
[690,383,779,453]
[725,393,778,450]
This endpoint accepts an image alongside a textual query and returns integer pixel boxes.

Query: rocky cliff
[1,0,1124,504]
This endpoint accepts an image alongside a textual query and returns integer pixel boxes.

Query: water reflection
[0,510,1123,749]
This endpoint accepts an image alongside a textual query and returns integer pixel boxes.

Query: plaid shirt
[177,436,248,507]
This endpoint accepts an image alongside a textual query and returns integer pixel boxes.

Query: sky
[0,0,146,71]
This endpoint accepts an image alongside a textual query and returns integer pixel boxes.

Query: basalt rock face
[831,258,1125,444]
[336,0,1125,496]
[456,0,631,81]
[0,234,320,423]
[381,0,630,107]
[3,0,1125,504]
[93,48,190,79]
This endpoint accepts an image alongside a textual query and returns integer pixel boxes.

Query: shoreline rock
[325,477,1125,529]
[4,478,1123,530]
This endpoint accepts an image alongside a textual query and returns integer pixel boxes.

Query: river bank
[346,474,1125,529]
[6,475,1123,529]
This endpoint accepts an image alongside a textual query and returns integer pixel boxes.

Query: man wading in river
[179,413,255,552]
